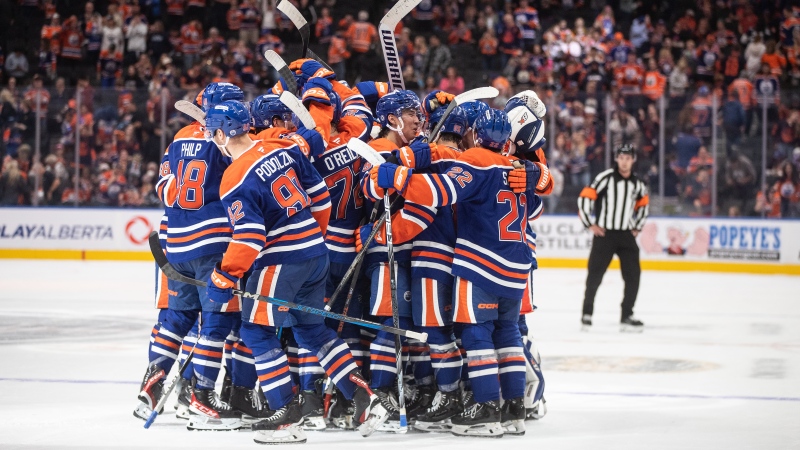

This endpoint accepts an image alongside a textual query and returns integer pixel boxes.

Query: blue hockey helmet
[428,105,469,138]
[205,100,252,140]
[460,100,490,129]
[376,89,422,128]
[251,94,293,129]
[201,82,244,112]
[473,109,511,151]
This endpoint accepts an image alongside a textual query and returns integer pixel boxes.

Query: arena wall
[1,208,798,274]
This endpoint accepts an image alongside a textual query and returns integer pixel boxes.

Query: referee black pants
[582,230,641,319]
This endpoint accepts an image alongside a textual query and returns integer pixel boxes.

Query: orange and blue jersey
[155,123,233,263]
[308,98,372,265]
[218,139,331,279]
[379,147,541,300]
[514,6,540,40]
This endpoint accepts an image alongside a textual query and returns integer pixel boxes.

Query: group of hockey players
[134,54,553,444]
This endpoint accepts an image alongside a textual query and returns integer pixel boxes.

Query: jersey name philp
[180,142,204,157]
[157,124,232,263]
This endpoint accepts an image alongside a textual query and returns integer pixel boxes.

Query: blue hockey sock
[461,322,499,403]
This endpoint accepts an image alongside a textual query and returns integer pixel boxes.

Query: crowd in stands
[0,0,798,217]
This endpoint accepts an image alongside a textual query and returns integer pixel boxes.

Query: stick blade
[264,50,299,94]
[174,100,206,126]
[379,0,422,28]
[347,138,384,166]
[279,91,316,130]
[455,86,499,104]
[277,0,307,27]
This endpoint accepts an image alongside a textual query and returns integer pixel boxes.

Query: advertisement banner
[0,208,163,253]
[531,215,800,271]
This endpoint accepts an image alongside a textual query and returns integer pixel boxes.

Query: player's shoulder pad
[219,140,299,199]
[368,137,398,153]
[256,128,284,141]
[458,147,514,169]
[172,122,205,141]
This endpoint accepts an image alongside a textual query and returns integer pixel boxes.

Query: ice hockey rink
[0,259,798,449]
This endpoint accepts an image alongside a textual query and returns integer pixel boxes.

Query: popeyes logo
[125,216,153,245]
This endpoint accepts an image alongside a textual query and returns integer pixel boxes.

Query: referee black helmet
[615,144,636,158]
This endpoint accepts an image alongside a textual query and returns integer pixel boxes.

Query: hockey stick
[174,100,206,126]
[264,50,299,95]
[307,49,333,72]
[275,1,334,71]
[279,91,316,130]
[277,0,310,59]
[324,210,387,312]
[143,316,201,429]
[148,232,427,341]
[429,87,500,141]
[379,0,421,90]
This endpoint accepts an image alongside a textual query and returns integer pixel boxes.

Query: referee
[577,144,649,332]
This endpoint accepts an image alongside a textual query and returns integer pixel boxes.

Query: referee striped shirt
[578,168,649,231]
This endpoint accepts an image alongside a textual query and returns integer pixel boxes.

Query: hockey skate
[252,397,306,444]
[348,372,390,437]
[300,389,326,431]
[413,390,462,432]
[220,369,232,404]
[372,387,406,433]
[405,384,436,420]
[500,397,526,436]
[327,388,356,430]
[187,387,243,431]
[581,314,592,331]
[175,377,192,420]
[450,399,504,438]
[229,385,273,426]
[620,316,644,333]
[133,363,165,421]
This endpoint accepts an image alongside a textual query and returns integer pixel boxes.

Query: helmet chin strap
[216,134,232,157]
[387,113,410,144]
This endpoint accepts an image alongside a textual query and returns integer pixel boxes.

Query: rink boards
[0,207,798,274]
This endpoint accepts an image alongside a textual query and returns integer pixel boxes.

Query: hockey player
[203,100,388,444]
[135,83,246,431]
[504,90,550,423]
[361,108,551,437]
[142,82,246,431]
[249,92,333,430]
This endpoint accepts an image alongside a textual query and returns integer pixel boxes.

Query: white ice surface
[0,260,798,449]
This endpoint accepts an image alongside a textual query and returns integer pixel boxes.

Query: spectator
[642,58,666,104]
[723,151,757,214]
[498,13,521,69]
[682,167,712,216]
[226,0,242,39]
[0,158,28,205]
[514,0,540,50]
[125,11,149,65]
[673,123,702,173]
[479,29,499,73]
[327,27,350,81]
[238,0,260,45]
[101,16,124,54]
[744,33,766,78]
[774,160,800,217]
[687,145,714,174]
[761,40,787,77]
[721,91,746,155]
[439,66,464,95]
[754,184,781,217]
[448,21,473,45]
[690,86,713,143]
[608,109,641,150]
[630,15,651,54]
[5,49,29,80]
[315,7,334,45]
[423,34,451,81]
[345,10,378,84]
[594,5,615,39]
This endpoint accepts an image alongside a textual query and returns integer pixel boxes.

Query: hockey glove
[370,162,413,194]
[207,263,239,303]
[301,77,335,107]
[354,222,385,252]
[394,137,433,169]
[509,160,552,194]
[289,58,336,88]
[294,126,325,159]
[270,77,292,95]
